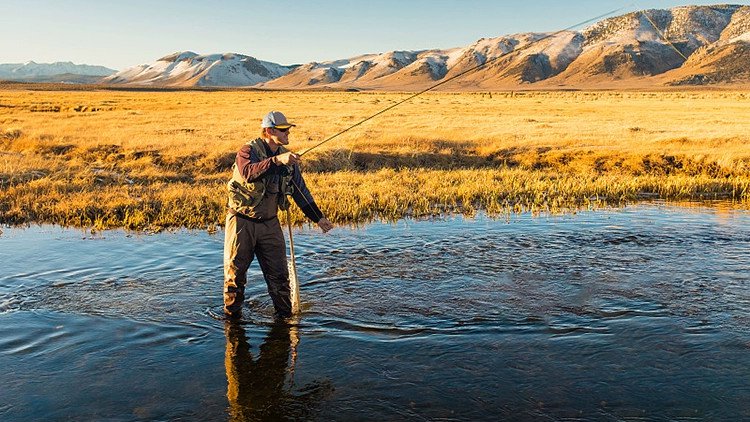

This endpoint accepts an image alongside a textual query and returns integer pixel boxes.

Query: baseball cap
[261,111,296,129]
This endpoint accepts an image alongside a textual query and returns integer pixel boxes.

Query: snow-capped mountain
[541,4,745,86]
[102,52,292,87]
[260,31,588,90]
[0,61,116,82]
[660,5,750,85]
[83,4,750,89]
[258,4,750,90]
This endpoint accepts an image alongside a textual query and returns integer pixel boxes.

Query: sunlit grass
[1,88,749,230]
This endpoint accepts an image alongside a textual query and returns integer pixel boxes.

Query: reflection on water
[1,203,749,420]
[224,321,332,421]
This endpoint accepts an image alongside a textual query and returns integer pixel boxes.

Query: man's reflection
[224,321,332,421]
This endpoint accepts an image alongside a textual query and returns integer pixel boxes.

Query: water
[1,204,749,421]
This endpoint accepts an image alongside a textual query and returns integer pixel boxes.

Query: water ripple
[1,204,750,420]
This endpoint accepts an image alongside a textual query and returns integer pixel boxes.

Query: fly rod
[636,4,690,61]
[286,208,301,314]
[285,4,632,316]
[298,4,631,157]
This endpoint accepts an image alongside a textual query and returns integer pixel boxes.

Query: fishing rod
[298,4,632,157]
[284,4,633,316]
[636,3,690,61]
[286,208,301,314]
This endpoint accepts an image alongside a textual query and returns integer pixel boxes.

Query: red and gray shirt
[234,140,323,222]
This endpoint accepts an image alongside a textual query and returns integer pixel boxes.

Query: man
[224,111,333,319]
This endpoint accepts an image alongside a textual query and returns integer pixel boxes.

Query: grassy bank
[1,89,749,230]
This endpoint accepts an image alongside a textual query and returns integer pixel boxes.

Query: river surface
[1,203,749,421]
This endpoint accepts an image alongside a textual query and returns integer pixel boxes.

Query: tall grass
[1,89,749,229]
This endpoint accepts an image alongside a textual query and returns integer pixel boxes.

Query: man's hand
[273,152,299,166]
[318,218,334,233]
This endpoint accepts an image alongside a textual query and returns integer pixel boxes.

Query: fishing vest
[226,138,294,217]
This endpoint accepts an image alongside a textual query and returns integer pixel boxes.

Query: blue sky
[2,0,749,69]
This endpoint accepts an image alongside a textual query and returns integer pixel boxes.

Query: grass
[1,88,749,230]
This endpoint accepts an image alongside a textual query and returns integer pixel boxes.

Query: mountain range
[102,51,290,87]
[4,4,750,90]
[0,61,116,83]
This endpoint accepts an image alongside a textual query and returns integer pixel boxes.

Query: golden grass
[1,88,749,230]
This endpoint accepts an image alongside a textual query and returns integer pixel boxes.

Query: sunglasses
[275,127,290,133]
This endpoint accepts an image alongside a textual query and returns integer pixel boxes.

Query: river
[1,203,748,421]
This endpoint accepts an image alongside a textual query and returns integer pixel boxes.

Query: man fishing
[223,111,334,320]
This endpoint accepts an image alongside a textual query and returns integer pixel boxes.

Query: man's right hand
[273,152,299,166]
[317,218,334,233]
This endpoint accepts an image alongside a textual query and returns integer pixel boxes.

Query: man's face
[269,127,290,146]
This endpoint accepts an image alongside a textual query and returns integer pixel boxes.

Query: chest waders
[226,139,294,219]
[224,139,300,317]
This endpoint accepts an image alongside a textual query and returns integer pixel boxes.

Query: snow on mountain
[468,31,585,86]
[263,30,584,90]
[659,6,750,85]
[0,61,116,81]
[581,5,739,56]
[260,50,425,89]
[539,5,743,86]
[260,62,343,88]
[663,4,740,50]
[91,4,750,89]
[720,5,750,41]
[103,51,291,87]
[260,4,750,90]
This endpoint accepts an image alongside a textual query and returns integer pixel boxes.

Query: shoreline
[1,198,747,235]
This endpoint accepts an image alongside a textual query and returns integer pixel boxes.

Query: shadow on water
[224,321,333,421]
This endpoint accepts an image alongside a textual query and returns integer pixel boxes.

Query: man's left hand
[318,218,334,233]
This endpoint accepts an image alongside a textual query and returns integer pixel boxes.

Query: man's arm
[290,165,333,232]
[236,144,273,182]
[237,145,300,182]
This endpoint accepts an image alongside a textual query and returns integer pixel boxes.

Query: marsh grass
[1,89,749,229]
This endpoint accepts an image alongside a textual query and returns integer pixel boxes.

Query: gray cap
[261,111,296,129]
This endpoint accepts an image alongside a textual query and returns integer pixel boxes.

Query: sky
[3,0,750,70]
